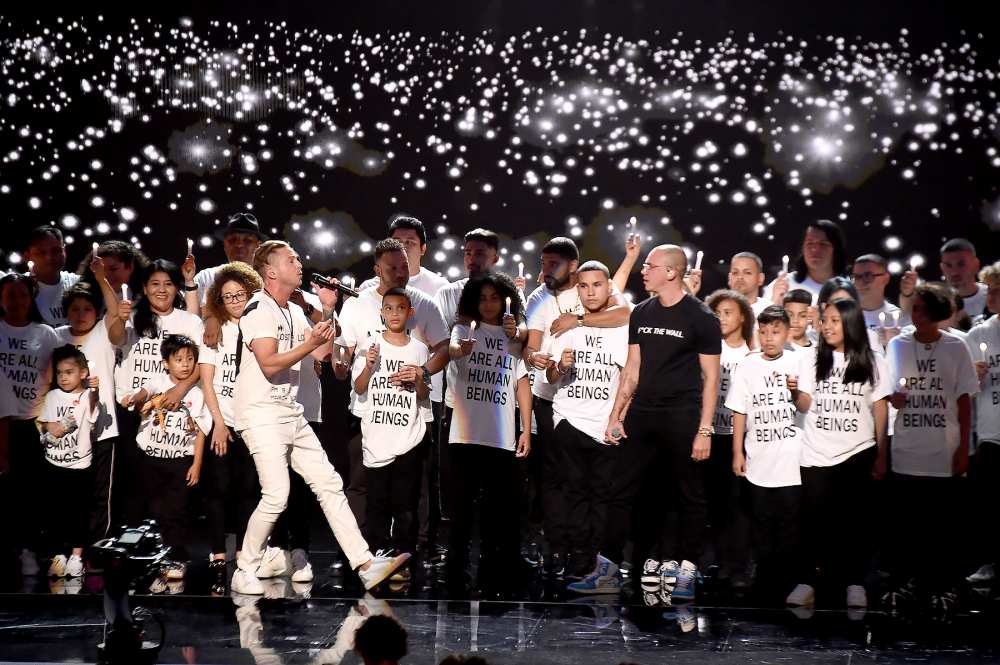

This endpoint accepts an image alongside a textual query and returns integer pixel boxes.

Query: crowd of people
[0,213,997,615]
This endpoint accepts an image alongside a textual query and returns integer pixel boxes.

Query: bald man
[605,244,721,603]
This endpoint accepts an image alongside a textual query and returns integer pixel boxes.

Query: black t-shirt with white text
[628,294,721,410]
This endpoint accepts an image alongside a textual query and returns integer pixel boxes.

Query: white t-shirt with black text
[725,351,804,487]
[0,320,61,419]
[115,309,204,401]
[34,271,81,327]
[887,330,979,477]
[198,319,240,429]
[135,374,211,459]
[56,320,119,441]
[39,388,97,469]
[448,322,528,451]
[797,347,893,467]
[713,340,751,436]
[353,332,431,468]
[966,316,1000,445]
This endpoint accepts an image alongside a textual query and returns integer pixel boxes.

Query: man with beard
[523,237,631,576]
[727,252,774,317]
[195,213,267,318]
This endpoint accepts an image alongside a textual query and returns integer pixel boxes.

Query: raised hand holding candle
[27,260,34,273]
[980,342,989,362]
[505,296,512,316]
[518,262,524,278]
[121,283,129,301]
[629,216,637,238]
[92,241,99,254]
[470,320,477,336]
[781,254,790,274]
[694,250,704,271]
[186,237,194,255]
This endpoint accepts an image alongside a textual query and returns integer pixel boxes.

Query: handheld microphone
[310,273,360,299]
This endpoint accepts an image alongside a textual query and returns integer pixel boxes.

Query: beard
[544,272,570,291]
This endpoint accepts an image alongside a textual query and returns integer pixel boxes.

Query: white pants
[238,417,371,571]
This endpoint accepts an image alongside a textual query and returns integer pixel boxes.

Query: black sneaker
[209,559,227,595]
[521,542,542,567]
[544,552,566,578]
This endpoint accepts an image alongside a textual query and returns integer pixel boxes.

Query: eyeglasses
[220,291,248,304]
[850,272,887,283]
[641,263,669,271]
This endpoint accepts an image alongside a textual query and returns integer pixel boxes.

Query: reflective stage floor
[0,553,998,665]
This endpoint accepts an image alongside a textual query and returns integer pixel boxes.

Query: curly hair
[705,289,756,349]
[205,261,263,323]
[457,271,524,324]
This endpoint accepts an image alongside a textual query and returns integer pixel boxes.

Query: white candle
[878,311,887,328]
[629,216,637,237]
[694,250,704,271]
[347,275,355,290]
[781,254,790,274]
[898,377,907,390]
[891,310,900,327]
[505,296,512,316]
[980,342,989,362]
[518,262,524,278]
[186,237,194,254]
[908,256,920,271]
[27,260,34,273]
[470,320,477,335]
[92,241,99,254]
[121,283,129,301]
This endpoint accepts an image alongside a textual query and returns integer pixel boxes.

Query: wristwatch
[420,365,432,388]
[576,313,585,327]
[183,283,198,292]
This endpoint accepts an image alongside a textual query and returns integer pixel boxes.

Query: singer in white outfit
[230,240,409,595]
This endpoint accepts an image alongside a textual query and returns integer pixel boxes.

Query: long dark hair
[457,272,524,324]
[133,260,185,339]
[0,273,46,324]
[817,276,859,308]
[794,220,848,282]
[816,297,876,386]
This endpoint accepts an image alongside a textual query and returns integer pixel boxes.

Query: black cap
[215,213,268,241]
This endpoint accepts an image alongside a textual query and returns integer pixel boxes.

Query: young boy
[885,283,978,610]
[121,334,211,583]
[38,345,100,578]
[726,306,805,606]
[353,288,431,581]
[782,289,815,352]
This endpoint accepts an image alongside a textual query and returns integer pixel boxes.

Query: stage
[0,553,997,665]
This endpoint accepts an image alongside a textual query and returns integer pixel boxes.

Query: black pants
[800,446,876,588]
[439,406,457,521]
[447,444,520,574]
[115,406,145,528]
[706,433,751,572]
[88,436,116,544]
[887,472,963,592]
[748,482,801,602]
[202,428,260,555]
[417,401,443,549]
[140,456,195,562]
[42,463,94,555]
[8,418,45,552]
[971,441,1000,567]
[366,435,427,554]
[532,397,570,553]
[555,420,618,557]
[345,415,367,532]
[621,406,706,566]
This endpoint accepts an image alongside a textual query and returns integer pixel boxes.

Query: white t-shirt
[34,271,81,327]
[135,374,211,459]
[448,322,528,451]
[764,273,823,303]
[435,277,469,330]
[297,291,323,423]
[797,347,893,467]
[548,324,628,443]
[352,333,431,468]
[337,286,448,412]
[965,317,1000,444]
[725,351,804,487]
[39,388,97,469]
[713,340,751,436]
[359,267,450,300]
[0,321,61,419]
[526,285,587,401]
[863,300,909,332]
[115,308,205,401]
[193,265,222,307]
[233,291,311,431]
[959,283,989,321]
[750,297,774,317]
[887,330,979,477]
[198,319,240,429]
[56,320,119,441]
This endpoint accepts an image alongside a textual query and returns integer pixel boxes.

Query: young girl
[122,334,211,583]
[0,273,62,576]
[787,297,892,609]
[353,288,432,580]
[885,283,978,612]
[115,260,203,525]
[199,262,263,593]
[704,289,754,586]
[37,345,100,578]
[446,273,531,593]
[56,255,129,547]
[76,240,150,305]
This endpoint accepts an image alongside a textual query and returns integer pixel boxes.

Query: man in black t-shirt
[604,244,721,603]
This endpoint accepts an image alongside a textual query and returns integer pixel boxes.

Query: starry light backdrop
[1,14,998,295]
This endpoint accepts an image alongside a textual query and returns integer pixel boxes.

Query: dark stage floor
[0,552,998,665]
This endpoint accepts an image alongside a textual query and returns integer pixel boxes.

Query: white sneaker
[358,551,411,590]
[48,554,68,578]
[231,568,265,595]
[846,584,867,608]
[164,561,187,580]
[256,547,289,578]
[21,549,40,576]
[786,583,816,606]
[966,563,995,584]
[290,548,313,582]
[65,554,85,578]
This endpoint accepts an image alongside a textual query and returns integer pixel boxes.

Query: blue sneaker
[566,555,622,594]
[672,560,701,603]
[658,559,681,599]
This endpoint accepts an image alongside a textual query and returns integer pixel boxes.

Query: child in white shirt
[37,345,100,578]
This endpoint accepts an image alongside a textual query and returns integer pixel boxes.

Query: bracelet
[697,425,714,437]
[183,283,198,292]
